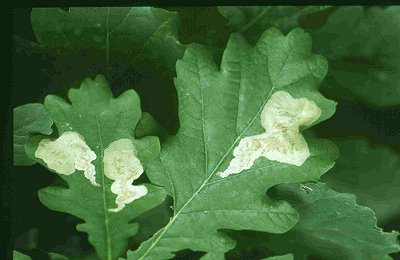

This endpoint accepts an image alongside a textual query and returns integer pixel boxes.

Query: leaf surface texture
[128,28,338,259]
[25,75,166,260]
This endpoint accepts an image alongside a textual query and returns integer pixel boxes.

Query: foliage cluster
[12,6,400,260]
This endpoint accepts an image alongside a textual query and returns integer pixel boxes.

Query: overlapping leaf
[25,75,166,260]
[261,183,400,259]
[13,251,31,260]
[207,6,331,48]
[30,7,185,130]
[322,138,400,224]
[11,5,400,260]
[13,104,53,166]
[219,6,331,36]
[135,112,168,141]
[264,254,293,260]
[214,6,400,107]
[31,7,184,81]
[128,28,338,259]
[12,250,69,260]
[311,6,400,107]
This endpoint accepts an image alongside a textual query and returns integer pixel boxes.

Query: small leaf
[13,103,53,166]
[25,75,166,260]
[128,28,338,259]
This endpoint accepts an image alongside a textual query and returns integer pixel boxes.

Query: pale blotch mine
[103,139,147,212]
[35,131,99,186]
[217,91,321,178]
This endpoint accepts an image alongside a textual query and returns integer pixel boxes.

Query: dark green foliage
[12,6,400,260]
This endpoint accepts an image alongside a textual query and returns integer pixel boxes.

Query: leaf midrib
[138,91,276,259]
[138,38,293,258]
[110,15,176,84]
[96,119,112,260]
[46,7,178,85]
[139,90,280,258]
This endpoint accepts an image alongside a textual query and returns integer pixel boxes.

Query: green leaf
[13,250,68,260]
[31,7,184,78]
[215,6,331,45]
[13,103,53,166]
[25,75,167,260]
[264,183,400,259]
[30,7,185,130]
[48,253,70,260]
[322,138,400,224]
[215,6,400,107]
[311,6,400,107]
[13,251,31,260]
[128,28,338,259]
[132,198,172,245]
[13,250,70,260]
[264,254,293,260]
[135,112,168,141]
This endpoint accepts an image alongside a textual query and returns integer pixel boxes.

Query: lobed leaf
[263,183,400,259]
[25,75,166,260]
[215,6,400,107]
[128,27,338,259]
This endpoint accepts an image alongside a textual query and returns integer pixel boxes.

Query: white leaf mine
[218,91,321,178]
[35,131,99,186]
[103,139,147,212]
